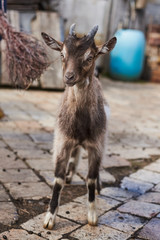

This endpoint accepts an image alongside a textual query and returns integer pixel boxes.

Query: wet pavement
[0,78,160,240]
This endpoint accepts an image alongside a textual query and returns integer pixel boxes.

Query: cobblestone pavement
[0,78,160,240]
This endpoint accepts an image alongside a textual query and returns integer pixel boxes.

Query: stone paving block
[121,177,154,194]
[0,169,39,183]
[26,159,53,171]
[37,142,53,151]
[1,132,31,142]
[130,169,160,184]
[1,157,27,169]
[21,213,80,240]
[138,218,160,240]
[153,183,160,192]
[107,145,160,160]
[29,132,53,143]
[103,155,131,168]
[144,162,160,173]
[0,229,45,240]
[5,182,51,200]
[0,148,15,161]
[0,140,7,148]
[58,202,89,224]
[0,123,18,136]
[70,224,130,240]
[118,200,160,219]
[156,213,160,218]
[68,174,85,185]
[17,149,51,160]
[99,210,146,234]
[99,169,116,184]
[129,239,142,240]
[73,194,120,212]
[116,131,160,148]
[0,202,18,225]
[5,139,37,150]
[77,169,88,180]
[137,192,160,204]
[15,120,42,133]
[101,187,137,201]
[0,184,10,201]
[40,170,54,185]
[38,118,55,129]
[1,104,31,121]
[58,195,120,225]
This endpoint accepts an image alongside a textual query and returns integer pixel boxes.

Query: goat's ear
[41,32,63,51]
[97,37,117,55]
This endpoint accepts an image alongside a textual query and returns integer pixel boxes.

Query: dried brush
[0,10,50,89]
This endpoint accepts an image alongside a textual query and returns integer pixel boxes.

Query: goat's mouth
[65,81,75,87]
[64,77,81,87]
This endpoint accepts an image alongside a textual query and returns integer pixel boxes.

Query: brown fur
[42,26,117,229]
[58,76,106,144]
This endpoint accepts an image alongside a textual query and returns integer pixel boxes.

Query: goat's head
[41,24,117,86]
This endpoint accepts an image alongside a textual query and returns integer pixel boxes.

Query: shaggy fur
[41,25,117,229]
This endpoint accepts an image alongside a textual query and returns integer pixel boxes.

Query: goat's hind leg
[66,146,81,184]
[43,139,72,229]
[96,172,101,195]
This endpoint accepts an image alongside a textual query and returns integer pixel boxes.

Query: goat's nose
[65,72,75,81]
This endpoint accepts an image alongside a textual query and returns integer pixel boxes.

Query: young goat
[41,24,117,229]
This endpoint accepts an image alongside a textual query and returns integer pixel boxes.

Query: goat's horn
[69,23,76,36]
[87,25,99,39]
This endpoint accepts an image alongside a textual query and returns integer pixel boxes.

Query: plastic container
[109,29,146,81]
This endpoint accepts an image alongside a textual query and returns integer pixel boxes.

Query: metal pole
[0,0,7,13]
[0,0,7,40]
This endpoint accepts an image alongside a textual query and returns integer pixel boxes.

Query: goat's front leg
[87,147,101,226]
[43,139,73,229]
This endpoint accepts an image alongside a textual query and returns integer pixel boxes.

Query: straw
[0,10,50,89]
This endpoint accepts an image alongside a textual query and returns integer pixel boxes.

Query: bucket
[109,29,146,81]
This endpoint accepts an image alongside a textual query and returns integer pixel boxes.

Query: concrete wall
[60,0,112,44]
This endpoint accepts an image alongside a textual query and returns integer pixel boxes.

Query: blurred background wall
[0,0,160,88]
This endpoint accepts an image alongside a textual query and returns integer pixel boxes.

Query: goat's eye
[86,56,93,62]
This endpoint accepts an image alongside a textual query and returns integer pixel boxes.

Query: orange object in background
[147,24,160,83]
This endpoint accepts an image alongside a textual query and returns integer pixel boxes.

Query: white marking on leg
[88,200,97,226]
[43,210,57,229]
[87,178,97,225]
[43,177,64,229]
[66,171,73,183]
[53,177,64,186]
[68,157,75,164]
[87,178,96,185]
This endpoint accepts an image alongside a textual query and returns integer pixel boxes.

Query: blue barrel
[109,29,146,81]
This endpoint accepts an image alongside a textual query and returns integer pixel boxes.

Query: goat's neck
[73,77,90,103]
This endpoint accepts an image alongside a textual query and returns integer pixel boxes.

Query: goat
[41,24,117,229]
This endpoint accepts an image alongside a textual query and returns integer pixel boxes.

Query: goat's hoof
[65,174,72,184]
[88,211,98,226]
[43,212,56,230]
[95,189,100,195]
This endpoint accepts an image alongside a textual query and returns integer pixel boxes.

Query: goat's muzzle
[65,72,75,86]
